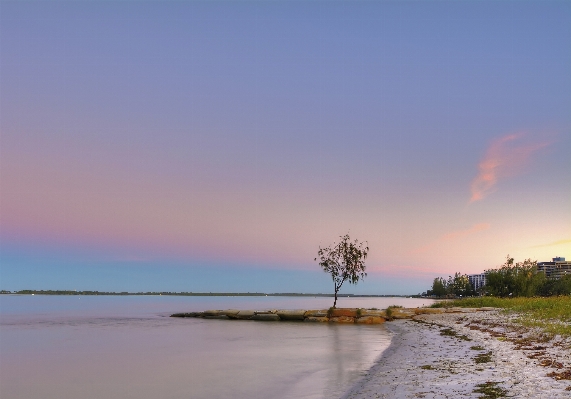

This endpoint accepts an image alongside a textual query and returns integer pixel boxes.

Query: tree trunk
[333,289,338,308]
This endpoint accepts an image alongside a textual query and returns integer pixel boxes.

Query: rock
[304,316,329,322]
[277,310,306,320]
[203,315,229,319]
[360,309,385,317]
[356,316,385,324]
[391,309,416,319]
[331,308,358,318]
[222,309,240,316]
[203,310,223,316]
[170,312,202,317]
[329,316,355,323]
[458,308,478,313]
[444,307,466,313]
[477,307,496,311]
[414,308,445,315]
[251,313,281,321]
[304,310,329,318]
[233,310,255,319]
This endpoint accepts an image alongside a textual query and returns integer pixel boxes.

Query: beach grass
[430,296,571,337]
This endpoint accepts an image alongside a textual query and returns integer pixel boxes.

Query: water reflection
[0,296,425,399]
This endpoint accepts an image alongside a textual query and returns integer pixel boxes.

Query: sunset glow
[1,1,570,294]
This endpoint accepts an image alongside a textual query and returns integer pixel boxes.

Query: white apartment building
[468,273,486,291]
[537,257,571,279]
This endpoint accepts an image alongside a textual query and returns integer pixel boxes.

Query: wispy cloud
[469,133,552,203]
[530,239,571,248]
[413,223,491,254]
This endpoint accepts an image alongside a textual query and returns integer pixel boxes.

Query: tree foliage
[428,273,474,297]
[315,234,368,308]
[448,272,475,297]
[484,255,545,297]
[538,274,571,296]
[431,277,447,297]
[426,255,571,298]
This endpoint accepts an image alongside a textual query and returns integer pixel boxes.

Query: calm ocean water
[0,295,433,399]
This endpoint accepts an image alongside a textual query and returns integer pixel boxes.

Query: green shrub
[385,307,393,320]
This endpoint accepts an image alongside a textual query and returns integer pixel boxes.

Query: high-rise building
[468,273,487,291]
[537,257,571,279]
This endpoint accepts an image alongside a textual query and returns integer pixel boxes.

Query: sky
[1,1,570,295]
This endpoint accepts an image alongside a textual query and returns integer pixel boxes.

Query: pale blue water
[0,295,433,399]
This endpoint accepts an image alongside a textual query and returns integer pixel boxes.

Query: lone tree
[315,234,369,308]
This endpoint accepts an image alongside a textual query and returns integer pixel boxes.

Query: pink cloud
[469,133,552,203]
[413,222,491,254]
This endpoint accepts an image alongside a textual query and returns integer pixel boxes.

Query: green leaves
[485,255,544,297]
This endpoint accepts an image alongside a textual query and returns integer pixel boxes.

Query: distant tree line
[484,256,571,297]
[427,256,571,298]
[426,272,476,298]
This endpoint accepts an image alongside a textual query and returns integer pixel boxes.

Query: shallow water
[0,295,432,399]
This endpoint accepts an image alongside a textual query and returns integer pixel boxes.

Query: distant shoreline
[0,290,418,297]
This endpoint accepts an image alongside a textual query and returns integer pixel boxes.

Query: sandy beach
[342,310,571,399]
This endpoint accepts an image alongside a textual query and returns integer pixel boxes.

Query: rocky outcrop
[304,310,328,318]
[330,308,358,318]
[355,316,385,324]
[233,310,255,319]
[329,316,356,323]
[277,310,306,320]
[251,313,281,321]
[171,307,497,325]
[390,309,417,319]
[222,309,241,317]
[171,312,201,317]
[304,316,329,322]
[203,310,224,316]
[414,308,445,315]
[360,309,385,317]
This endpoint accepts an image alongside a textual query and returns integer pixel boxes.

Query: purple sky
[1,1,570,294]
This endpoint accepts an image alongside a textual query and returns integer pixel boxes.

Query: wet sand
[342,310,571,398]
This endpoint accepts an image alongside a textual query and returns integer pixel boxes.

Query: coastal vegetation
[428,272,476,297]
[431,296,571,337]
[484,256,571,297]
[428,255,571,298]
[315,234,369,308]
[384,305,403,320]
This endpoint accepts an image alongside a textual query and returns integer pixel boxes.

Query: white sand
[342,311,571,398]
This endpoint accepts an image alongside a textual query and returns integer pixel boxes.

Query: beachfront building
[468,273,486,292]
[537,257,571,279]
